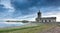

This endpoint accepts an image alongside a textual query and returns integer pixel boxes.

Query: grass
[0,23,54,33]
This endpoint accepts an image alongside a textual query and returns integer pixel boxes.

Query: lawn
[0,23,54,33]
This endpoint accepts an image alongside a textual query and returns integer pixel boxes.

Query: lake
[0,22,28,28]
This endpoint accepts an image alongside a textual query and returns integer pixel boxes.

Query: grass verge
[0,23,54,33]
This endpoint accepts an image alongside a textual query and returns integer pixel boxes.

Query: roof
[41,17,56,19]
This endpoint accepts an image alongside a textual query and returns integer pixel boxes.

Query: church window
[42,20,43,22]
[45,20,47,22]
[49,20,51,22]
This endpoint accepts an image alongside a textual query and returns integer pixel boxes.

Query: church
[36,10,56,22]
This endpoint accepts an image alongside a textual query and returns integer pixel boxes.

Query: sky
[0,0,60,21]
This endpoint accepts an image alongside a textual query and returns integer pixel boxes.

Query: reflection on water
[0,22,27,28]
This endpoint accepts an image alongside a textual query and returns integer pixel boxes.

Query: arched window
[45,20,47,22]
[42,20,43,22]
[49,20,51,22]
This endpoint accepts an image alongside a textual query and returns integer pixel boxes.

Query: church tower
[36,10,41,22]
[37,10,41,18]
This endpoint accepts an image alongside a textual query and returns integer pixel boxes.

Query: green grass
[0,23,54,33]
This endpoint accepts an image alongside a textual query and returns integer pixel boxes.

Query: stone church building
[36,10,56,22]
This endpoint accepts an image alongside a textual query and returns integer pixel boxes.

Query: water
[0,22,26,28]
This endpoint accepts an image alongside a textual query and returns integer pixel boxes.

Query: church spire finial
[38,10,41,14]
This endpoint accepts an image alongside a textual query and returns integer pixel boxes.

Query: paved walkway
[40,26,60,33]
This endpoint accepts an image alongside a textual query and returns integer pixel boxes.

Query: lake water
[0,22,27,28]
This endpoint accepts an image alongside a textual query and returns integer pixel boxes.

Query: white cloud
[0,0,15,12]
[16,14,37,21]
[0,0,15,19]
[1,0,11,8]
[0,10,60,22]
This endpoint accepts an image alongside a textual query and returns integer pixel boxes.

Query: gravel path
[40,26,60,33]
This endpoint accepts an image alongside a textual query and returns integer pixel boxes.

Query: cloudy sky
[0,0,60,21]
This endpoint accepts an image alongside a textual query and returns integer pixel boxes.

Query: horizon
[0,0,60,22]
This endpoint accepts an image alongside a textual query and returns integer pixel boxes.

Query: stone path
[40,26,60,33]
